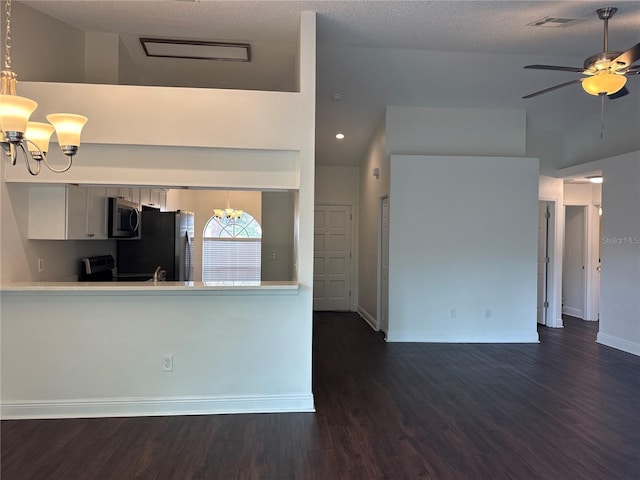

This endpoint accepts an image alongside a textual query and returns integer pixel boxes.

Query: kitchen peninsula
[1,12,316,420]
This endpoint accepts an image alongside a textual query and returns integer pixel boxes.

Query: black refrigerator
[117,209,194,281]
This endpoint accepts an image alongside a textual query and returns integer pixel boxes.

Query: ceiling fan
[523,7,640,99]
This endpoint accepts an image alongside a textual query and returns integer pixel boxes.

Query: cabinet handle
[87,233,95,238]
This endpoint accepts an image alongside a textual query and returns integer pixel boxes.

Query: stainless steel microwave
[108,197,141,239]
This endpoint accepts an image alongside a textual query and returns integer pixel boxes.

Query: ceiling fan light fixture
[582,72,627,96]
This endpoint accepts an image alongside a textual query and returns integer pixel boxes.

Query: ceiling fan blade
[612,42,640,68]
[608,86,629,99]
[524,64,585,73]
[522,79,582,99]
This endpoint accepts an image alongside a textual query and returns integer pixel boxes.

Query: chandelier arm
[41,151,73,173]
[18,142,40,176]
[22,138,73,173]
[2,141,19,165]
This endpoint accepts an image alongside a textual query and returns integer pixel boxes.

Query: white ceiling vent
[527,17,585,28]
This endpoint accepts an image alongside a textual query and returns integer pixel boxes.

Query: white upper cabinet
[28,185,108,240]
[139,188,166,210]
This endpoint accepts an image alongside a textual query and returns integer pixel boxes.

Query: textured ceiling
[20,0,640,168]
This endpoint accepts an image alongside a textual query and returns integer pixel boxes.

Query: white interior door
[379,197,390,334]
[537,202,552,325]
[313,205,352,311]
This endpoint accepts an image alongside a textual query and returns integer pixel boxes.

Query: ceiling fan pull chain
[600,94,605,139]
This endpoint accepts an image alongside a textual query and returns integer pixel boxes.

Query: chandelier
[0,0,87,175]
[213,192,243,220]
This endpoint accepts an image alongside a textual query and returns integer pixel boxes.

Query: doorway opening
[563,205,587,319]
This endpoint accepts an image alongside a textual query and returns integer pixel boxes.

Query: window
[202,213,262,282]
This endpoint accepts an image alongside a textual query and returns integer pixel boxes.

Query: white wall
[262,192,294,281]
[564,183,602,205]
[357,105,529,333]
[563,113,640,169]
[386,106,526,157]
[315,165,360,310]
[527,125,565,177]
[1,288,312,417]
[85,32,120,84]
[10,2,85,83]
[357,119,388,324]
[118,37,140,85]
[597,151,640,355]
[387,155,539,343]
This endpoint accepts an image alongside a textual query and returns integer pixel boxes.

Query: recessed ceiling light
[332,93,343,101]
[587,175,603,184]
[335,133,345,140]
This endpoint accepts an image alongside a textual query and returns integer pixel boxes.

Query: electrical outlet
[449,308,457,319]
[485,308,492,319]
[162,354,173,372]
[37,258,45,273]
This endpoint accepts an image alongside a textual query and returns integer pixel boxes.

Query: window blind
[202,237,261,282]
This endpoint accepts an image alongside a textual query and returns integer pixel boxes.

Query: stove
[80,255,115,281]
[79,255,154,282]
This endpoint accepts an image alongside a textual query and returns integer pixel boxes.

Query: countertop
[0,280,300,296]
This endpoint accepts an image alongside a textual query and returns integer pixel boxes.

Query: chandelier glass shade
[582,72,627,96]
[0,0,88,175]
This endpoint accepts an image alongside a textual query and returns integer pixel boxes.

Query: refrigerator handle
[185,232,192,282]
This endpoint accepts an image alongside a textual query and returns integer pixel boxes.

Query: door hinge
[545,210,551,219]
[544,301,549,308]
[545,256,550,264]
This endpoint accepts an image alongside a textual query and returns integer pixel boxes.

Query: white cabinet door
[159,190,167,211]
[86,187,107,239]
[139,188,151,206]
[66,185,89,239]
[28,186,68,239]
[105,187,119,198]
[129,188,140,208]
[117,188,132,201]
[149,189,161,208]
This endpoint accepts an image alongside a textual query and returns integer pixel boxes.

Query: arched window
[202,213,262,282]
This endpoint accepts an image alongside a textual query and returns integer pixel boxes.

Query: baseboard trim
[1,393,315,420]
[356,306,377,330]
[562,306,583,318]
[385,331,540,343]
[597,333,640,356]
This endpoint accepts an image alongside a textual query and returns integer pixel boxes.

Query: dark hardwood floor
[2,313,639,479]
